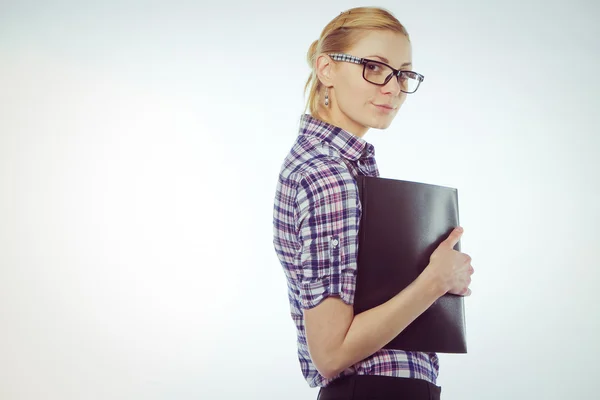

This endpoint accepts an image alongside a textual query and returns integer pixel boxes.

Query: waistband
[318,374,441,400]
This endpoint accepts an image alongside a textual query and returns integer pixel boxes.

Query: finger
[444,227,463,249]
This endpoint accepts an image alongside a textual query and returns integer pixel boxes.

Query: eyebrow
[367,55,412,67]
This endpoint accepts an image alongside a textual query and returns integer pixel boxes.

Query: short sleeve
[293,163,361,310]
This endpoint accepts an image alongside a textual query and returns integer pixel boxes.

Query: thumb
[444,227,463,248]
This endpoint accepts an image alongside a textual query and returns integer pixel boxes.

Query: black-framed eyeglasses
[328,53,424,94]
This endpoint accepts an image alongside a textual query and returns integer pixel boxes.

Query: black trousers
[317,375,442,400]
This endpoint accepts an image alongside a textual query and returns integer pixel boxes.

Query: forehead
[348,30,412,67]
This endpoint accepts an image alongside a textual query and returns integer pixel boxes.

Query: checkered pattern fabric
[272,114,439,388]
[328,53,364,65]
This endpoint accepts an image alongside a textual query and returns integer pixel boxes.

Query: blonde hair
[303,7,410,119]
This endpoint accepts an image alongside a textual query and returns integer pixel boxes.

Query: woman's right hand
[423,227,474,296]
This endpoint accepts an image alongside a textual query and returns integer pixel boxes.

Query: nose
[381,74,402,96]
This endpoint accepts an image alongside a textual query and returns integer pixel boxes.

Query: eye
[366,62,381,72]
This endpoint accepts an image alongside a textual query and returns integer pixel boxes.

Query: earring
[324,88,329,106]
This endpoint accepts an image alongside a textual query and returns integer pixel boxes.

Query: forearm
[332,272,444,375]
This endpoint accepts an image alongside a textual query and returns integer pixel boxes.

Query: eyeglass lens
[364,61,420,92]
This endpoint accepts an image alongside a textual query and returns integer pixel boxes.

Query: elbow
[313,354,343,380]
[316,365,338,380]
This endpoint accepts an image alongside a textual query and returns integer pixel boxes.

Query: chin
[369,116,395,130]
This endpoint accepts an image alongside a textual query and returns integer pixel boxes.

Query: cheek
[337,82,375,108]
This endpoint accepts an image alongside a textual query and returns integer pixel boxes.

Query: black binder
[354,175,467,353]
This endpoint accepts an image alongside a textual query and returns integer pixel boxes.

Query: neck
[316,107,368,138]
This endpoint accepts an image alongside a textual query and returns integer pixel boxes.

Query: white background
[1,0,599,399]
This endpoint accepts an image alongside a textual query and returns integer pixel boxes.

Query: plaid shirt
[272,114,439,388]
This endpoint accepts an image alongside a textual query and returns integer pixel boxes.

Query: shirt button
[331,239,339,246]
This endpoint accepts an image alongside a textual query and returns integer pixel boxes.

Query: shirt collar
[298,114,375,162]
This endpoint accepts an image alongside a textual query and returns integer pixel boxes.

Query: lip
[372,103,397,111]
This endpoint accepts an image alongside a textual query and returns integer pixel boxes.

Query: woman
[272,7,474,399]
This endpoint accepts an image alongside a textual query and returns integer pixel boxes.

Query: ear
[315,53,335,87]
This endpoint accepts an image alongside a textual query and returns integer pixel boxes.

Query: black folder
[354,175,467,353]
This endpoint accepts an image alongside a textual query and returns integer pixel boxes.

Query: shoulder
[299,159,355,194]
[294,153,356,199]
[297,137,354,181]
[280,134,349,181]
